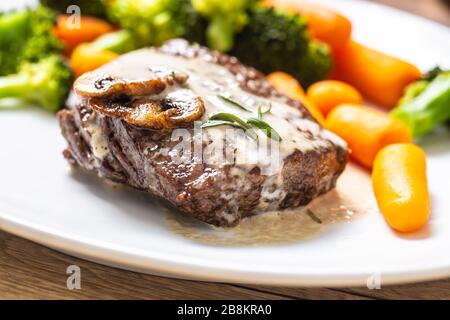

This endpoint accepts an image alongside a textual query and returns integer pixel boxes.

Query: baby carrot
[325,104,412,168]
[70,44,118,78]
[55,15,115,54]
[267,71,306,98]
[306,80,363,116]
[334,41,421,108]
[267,72,325,125]
[372,143,430,232]
[263,0,352,51]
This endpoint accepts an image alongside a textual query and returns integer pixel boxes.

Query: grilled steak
[58,39,348,227]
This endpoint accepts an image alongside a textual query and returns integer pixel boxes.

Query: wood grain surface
[1,0,449,300]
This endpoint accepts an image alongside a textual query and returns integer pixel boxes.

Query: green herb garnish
[208,113,258,140]
[210,112,250,127]
[200,120,243,129]
[247,117,282,142]
[306,209,322,224]
[257,103,272,120]
[202,111,281,142]
[218,95,252,112]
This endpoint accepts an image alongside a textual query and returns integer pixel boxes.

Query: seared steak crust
[58,39,348,227]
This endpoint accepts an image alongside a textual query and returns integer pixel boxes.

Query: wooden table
[1,0,450,300]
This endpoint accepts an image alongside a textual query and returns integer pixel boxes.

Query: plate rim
[2,0,450,288]
[2,212,450,287]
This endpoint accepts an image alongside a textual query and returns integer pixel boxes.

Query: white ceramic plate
[1,0,450,287]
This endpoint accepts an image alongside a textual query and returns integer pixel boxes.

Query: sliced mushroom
[74,66,189,98]
[90,89,205,130]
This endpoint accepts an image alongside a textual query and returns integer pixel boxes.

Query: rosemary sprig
[218,95,252,112]
[257,103,272,120]
[208,113,258,140]
[200,120,243,129]
[306,209,322,224]
[247,117,282,142]
[202,112,281,142]
[202,99,280,142]
[209,112,250,128]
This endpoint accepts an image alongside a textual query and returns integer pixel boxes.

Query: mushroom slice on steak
[90,89,205,129]
[73,67,189,98]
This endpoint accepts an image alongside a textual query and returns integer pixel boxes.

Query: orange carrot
[264,0,352,50]
[267,72,326,125]
[267,71,306,98]
[325,104,412,168]
[372,143,430,232]
[55,15,115,55]
[70,44,118,78]
[306,80,363,116]
[334,41,421,108]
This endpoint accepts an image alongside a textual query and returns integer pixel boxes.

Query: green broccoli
[90,29,137,54]
[297,41,333,89]
[104,0,206,48]
[39,0,107,19]
[391,69,450,137]
[175,0,208,44]
[0,55,72,112]
[423,66,443,82]
[232,6,332,88]
[0,6,63,76]
[0,11,30,76]
[52,0,330,88]
[191,0,254,52]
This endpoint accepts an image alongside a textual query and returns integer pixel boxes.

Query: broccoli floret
[176,0,208,45]
[22,6,64,62]
[233,7,309,75]
[39,0,107,19]
[396,80,429,107]
[90,29,137,54]
[232,6,332,88]
[0,55,72,112]
[0,11,30,76]
[191,0,254,51]
[423,66,443,82]
[391,70,450,137]
[0,6,63,76]
[104,0,205,47]
[297,41,333,88]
